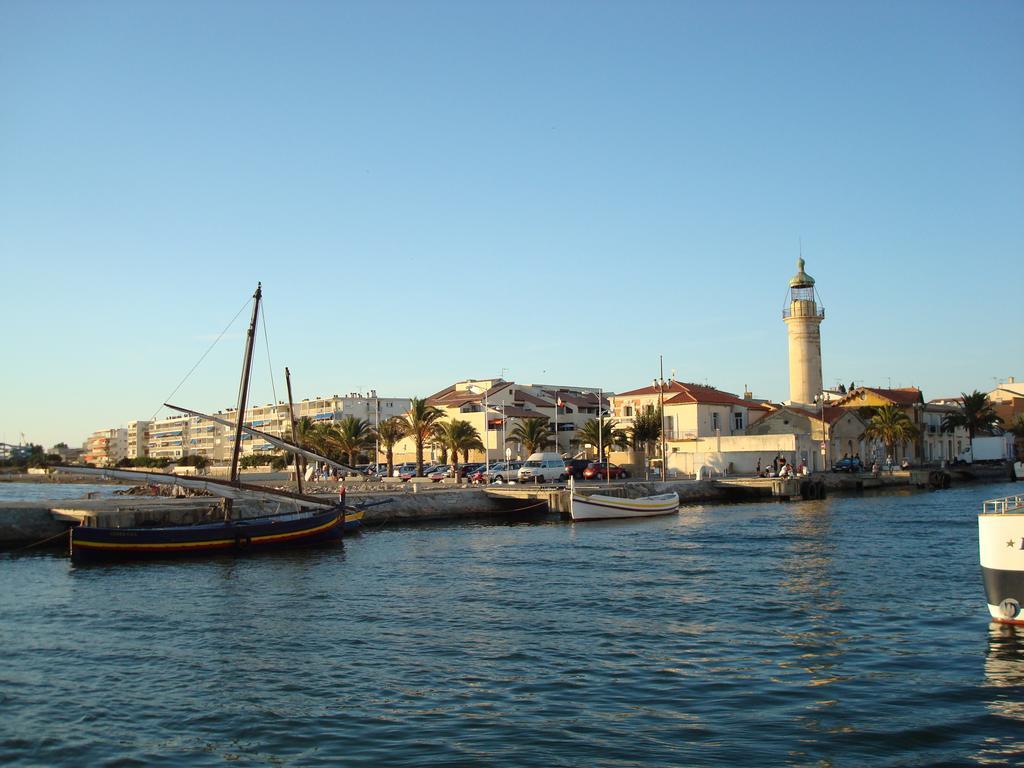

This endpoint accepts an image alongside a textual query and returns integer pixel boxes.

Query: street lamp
[653,354,668,481]
[467,385,490,481]
[814,392,828,472]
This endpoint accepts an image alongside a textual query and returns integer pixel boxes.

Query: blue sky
[1,1,1022,448]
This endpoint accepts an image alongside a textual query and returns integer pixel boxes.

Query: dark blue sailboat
[56,283,361,561]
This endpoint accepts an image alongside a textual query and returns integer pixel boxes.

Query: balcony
[782,305,825,320]
[665,430,698,441]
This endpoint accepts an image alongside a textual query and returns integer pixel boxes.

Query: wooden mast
[226,282,262,519]
[285,366,304,495]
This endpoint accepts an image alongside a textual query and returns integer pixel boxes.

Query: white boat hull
[570,492,679,521]
[979,497,1024,624]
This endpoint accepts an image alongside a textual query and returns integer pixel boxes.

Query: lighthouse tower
[783,257,824,407]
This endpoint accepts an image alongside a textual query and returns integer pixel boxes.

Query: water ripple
[2,481,1023,765]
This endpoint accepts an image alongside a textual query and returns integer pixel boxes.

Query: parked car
[451,463,484,479]
[831,457,863,473]
[476,461,523,484]
[582,462,629,480]
[393,462,417,478]
[563,458,591,479]
[517,452,568,483]
[428,465,451,482]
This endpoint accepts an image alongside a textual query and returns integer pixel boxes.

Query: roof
[786,404,857,425]
[615,381,770,411]
[835,386,924,407]
[924,401,963,413]
[493,405,544,420]
[557,392,601,408]
[789,256,815,288]
[426,380,511,408]
[516,391,552,407]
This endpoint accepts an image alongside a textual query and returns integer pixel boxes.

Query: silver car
[482,461,523,484]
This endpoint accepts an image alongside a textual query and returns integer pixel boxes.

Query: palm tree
[577,417,629,461]
[430,425,449,465]
[333,415,373,467]
[942,390,1003,443]
[402,397,445,476]
[865,405,919,461]
[374,417,408,477]
[629,406,662,459]
[506,417,552,456]
[435,419,484,479]
[292,417,338,474]
[311,423,349,465]
[292,415,319,453]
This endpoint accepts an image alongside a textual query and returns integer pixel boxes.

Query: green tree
[434,419,484,479]
[506,417,552,456]
[240,453,288,470]
[865,405,919,460]
[629,406,662,457]
[333,415,374,466]
[177,454,210,470]
[402,397,445,476]
[429,426,449,465]
[942,390,1003,443]
[374,417,408,477]
[292,416,320,450]
[577,417,629,461]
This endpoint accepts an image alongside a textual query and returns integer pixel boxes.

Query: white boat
[979,494,1024,624]
[570,491,680,521]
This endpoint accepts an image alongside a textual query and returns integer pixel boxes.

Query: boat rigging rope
[149,296,254,422]
[260,299,279,407]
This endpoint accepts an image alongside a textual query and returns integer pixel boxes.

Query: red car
[582,462,628,480]
[428,465,451,482]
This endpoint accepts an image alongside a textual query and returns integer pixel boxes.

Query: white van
[517,452,567,483]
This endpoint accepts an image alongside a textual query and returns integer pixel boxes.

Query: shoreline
[0,465,1014,549]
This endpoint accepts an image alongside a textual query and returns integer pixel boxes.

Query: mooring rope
[10,527,71,555]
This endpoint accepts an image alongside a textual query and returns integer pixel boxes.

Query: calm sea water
[1,481,1023,766]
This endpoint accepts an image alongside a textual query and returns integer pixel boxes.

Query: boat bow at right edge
[980,495,1024,625]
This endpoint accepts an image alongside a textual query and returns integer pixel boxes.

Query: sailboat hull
[71,506,350,562]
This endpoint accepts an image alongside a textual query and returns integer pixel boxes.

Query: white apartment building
[126,420,151,459]
[394,379,607,463]
[144,392,410,464]
[921,402,969,463]
[83,428,128,466]
[147,415,193,461]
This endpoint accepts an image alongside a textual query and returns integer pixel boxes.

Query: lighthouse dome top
[788,257,815,288]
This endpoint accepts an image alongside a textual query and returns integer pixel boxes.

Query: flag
[557,397,563,408]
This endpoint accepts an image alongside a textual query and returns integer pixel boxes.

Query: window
[624,405,634,417]
[712,412,720,430]
[733,412,743,431]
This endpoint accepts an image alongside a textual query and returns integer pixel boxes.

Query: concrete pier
[2,463,1014,548]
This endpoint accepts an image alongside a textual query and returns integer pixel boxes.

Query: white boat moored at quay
[979,494,1024,625]
[570,491,680,521]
